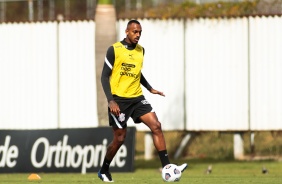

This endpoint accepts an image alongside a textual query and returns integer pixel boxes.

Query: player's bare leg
[140,112,188,172]
[140,112,167,151]
[98,128,127,182]
[140,112,169,167]
[106,128,127,158]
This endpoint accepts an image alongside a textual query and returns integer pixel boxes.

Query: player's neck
[121,39,136,49]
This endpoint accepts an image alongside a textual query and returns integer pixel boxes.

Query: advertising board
[0,127,136,173]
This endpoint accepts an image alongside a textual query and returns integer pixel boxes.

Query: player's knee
[113,129,127,145]
[115,134,126,146]
[151,121,162,133]
[118,136,125,145]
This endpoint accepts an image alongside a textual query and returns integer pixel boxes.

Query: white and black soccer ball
[162,164,182,182]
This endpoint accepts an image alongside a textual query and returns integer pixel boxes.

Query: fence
[0,20,98,129]
[118,17,282,131]
[1,17,282,131]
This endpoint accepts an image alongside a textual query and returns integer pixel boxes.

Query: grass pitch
[1,160,282,184]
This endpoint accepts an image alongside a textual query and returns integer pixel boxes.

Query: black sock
[100,158,112,173]
[158,150,170,168]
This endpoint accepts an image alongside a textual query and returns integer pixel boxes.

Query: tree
[95,0,117,126]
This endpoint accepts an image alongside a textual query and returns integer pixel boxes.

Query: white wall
[117,17,282,131]
[1,17,282,131]
[185,18,249,131]
[249,16,282,130]
[58,21,98,128]
[0,21,98,129]
[0,22,58,129]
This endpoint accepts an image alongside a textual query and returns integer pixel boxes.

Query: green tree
[98,0,113,4]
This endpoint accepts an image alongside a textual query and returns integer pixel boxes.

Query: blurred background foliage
[136,131,282,160]
[0,0,281,22]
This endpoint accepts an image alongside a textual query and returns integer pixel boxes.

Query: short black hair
[127,19,140,26]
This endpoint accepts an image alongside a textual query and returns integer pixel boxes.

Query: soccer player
[98,19,187,182]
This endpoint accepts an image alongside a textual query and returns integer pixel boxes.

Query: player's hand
[108,100,120,116]
[150,88,165,97]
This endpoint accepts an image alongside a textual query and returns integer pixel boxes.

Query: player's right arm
[101,46,120,116]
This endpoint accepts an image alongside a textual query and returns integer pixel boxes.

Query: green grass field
[1,160,282,184]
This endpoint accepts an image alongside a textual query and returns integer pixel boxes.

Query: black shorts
[108,95,153,129]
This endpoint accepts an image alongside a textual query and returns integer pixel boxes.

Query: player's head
[125,19,142,44]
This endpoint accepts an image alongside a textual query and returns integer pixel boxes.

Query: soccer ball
[161,164,182,182]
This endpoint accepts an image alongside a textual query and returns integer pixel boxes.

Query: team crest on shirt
[118,113,125,122]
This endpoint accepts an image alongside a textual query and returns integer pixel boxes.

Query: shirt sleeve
[140,73,152,91]
[140,48,152,91]
[101,46,115,102]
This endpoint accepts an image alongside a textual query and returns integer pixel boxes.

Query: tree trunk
[95,4,116,126]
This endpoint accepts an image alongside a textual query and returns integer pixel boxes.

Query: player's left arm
[140,47,165,97]
[141,73,165,97]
